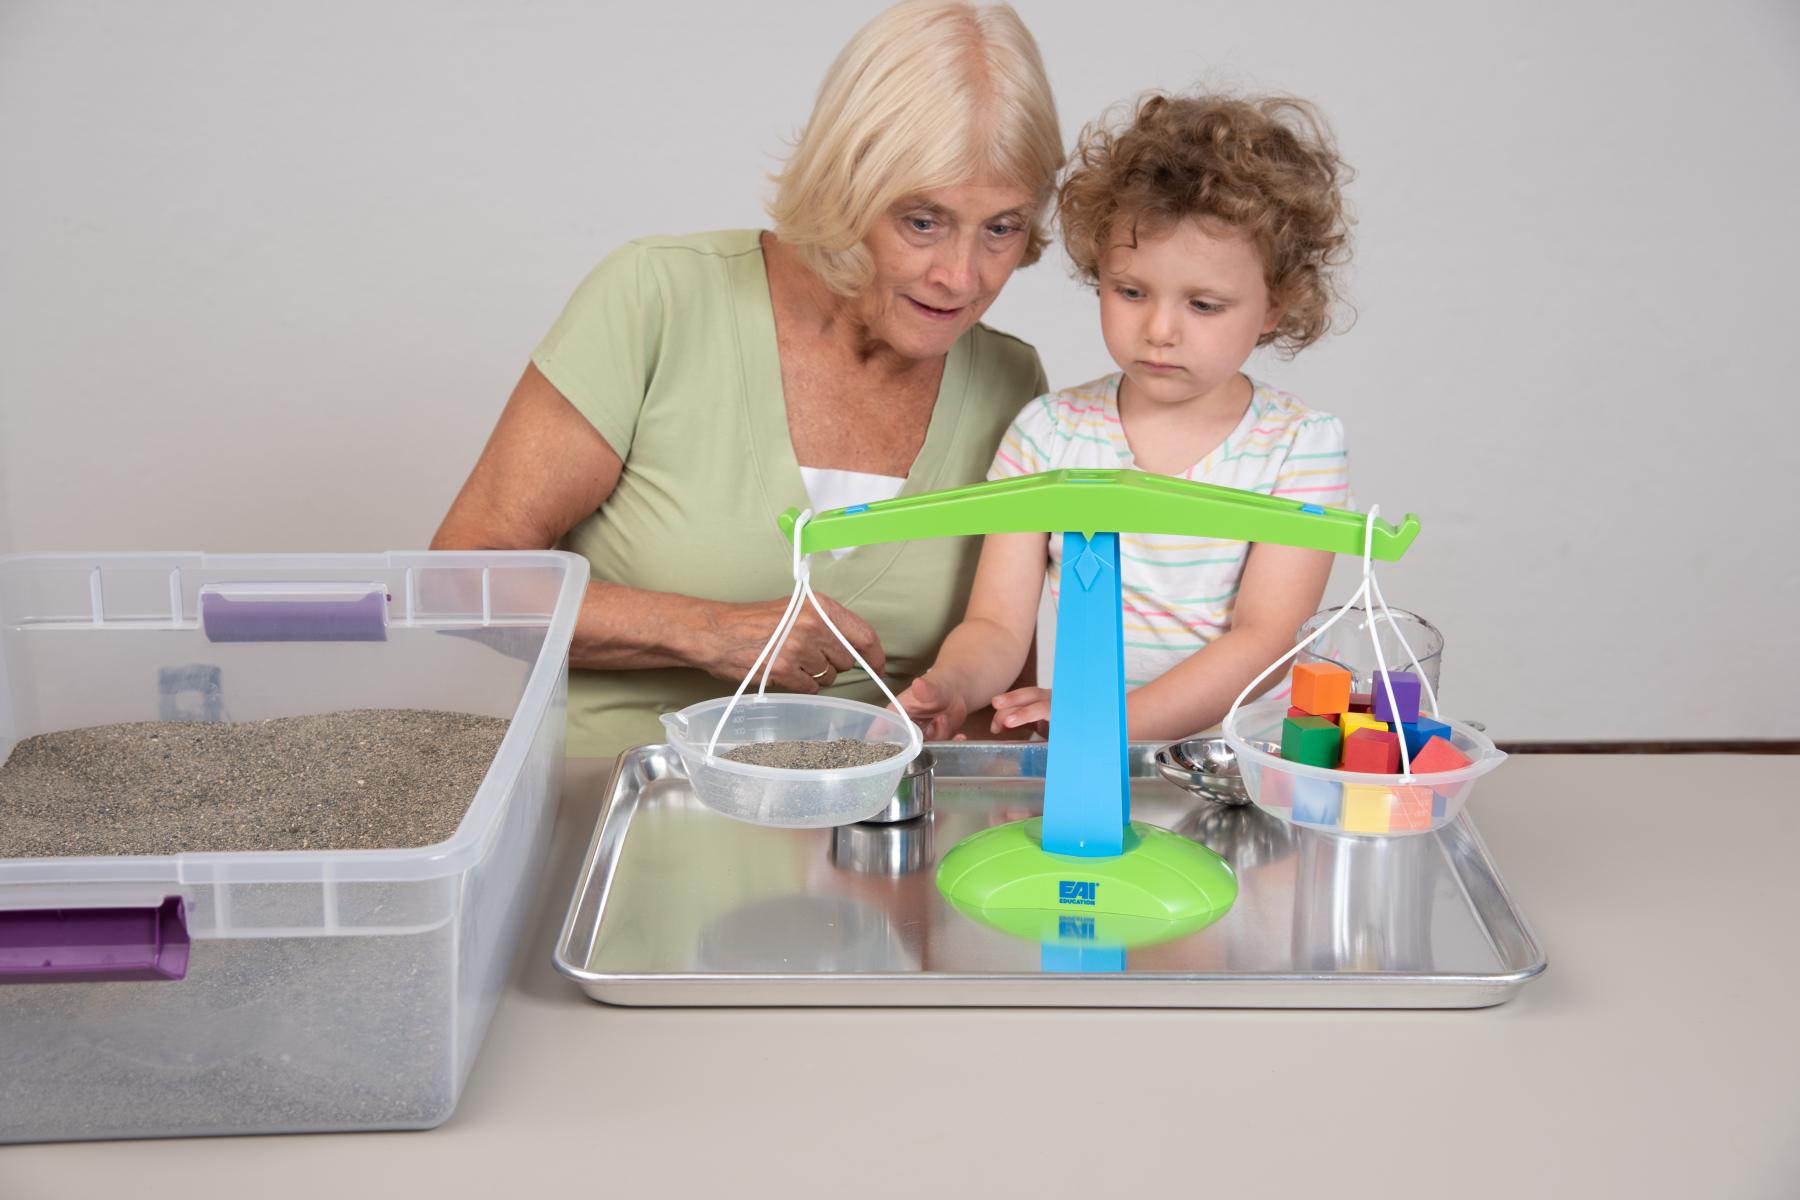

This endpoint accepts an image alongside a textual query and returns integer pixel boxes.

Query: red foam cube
[1410,735,1471,774]
[1341,728,1401,774]
[1347,692,1373,714]
[1390,785,1435,830]
[1289,705,1338,723]
[1291,662,1353,716]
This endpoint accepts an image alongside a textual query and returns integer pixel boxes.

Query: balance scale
[780,469,1419,963]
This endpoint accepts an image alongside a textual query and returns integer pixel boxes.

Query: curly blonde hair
[1058,92,1353,355]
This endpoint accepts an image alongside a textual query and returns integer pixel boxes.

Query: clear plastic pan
[1222,696,1506,837]
[661,694,922,828]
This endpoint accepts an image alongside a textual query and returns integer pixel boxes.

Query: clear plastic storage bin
[0,550,586,1142]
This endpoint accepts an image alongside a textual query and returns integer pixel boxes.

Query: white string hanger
[705,509,921,759]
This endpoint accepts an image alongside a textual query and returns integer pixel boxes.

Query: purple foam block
[202,590,387,643]
[1372,670,1422,724]
[0,897,190,984]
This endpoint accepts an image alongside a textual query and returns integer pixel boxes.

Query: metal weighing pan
[555,742,1544,1008]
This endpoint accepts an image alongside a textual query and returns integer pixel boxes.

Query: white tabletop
[5,754,1797,1198]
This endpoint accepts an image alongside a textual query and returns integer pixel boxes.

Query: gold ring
[809,667,831,680]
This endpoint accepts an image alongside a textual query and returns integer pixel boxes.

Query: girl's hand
[990,686,1051,738]
[895,673,969,742]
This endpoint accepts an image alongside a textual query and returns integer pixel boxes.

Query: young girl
[897,91,1354,741]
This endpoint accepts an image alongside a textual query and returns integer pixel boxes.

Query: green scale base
[936,817,1238,949]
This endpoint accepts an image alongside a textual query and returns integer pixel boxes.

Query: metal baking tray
[555,742,1544,1008]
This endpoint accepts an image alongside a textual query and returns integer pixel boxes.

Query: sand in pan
[719,738,902,770]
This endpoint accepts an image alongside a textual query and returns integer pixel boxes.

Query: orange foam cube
[1291,662,1352,716]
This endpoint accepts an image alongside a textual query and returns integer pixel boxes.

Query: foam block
[1347,692,1374,714]
[1400,717,1452,760]
[1411,735,1471,774]
[1291,662,1353,716]
[1343,784,1391,833]
[1288,705,1329,722]
[1340,712,1389,741]
[1290,775,1342,825]
[1342,728,1401,773]
[1281,715,1342,769]
[1430,777,1474,822]
[1390,785,1435,831]
[1372,670,1422,724]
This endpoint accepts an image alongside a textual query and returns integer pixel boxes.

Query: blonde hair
[769,0,1063,295]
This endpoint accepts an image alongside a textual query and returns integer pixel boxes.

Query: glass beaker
[1291,828,1437,971]
[1295,605,1444,701]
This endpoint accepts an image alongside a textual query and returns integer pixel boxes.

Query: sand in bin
[0,707,517,1141]
[721,739,902,770]
[0,709,509,858]
[0,929,457,1141]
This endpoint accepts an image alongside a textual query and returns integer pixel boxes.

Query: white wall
[2,0,1795,740]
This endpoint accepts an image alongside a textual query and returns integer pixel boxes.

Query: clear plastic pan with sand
[661,694,921,828]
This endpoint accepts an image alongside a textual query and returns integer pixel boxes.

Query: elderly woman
[433,0,1062,755]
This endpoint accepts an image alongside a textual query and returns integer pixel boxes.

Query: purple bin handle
[0,897,191,984]
[200,586,388,643]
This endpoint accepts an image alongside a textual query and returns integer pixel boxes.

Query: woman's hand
[895,672,970,742]
[691,593,885,694]
[990,685,1051,738]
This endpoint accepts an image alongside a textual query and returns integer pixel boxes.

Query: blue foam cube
[1290,775,1343,826]
[1401,716,1452,759]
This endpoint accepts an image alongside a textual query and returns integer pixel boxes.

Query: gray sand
[0,930,455,1141]
[0,709,508,858]
[721,738,902,770]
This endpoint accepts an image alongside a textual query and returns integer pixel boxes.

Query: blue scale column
[1041,531,1129,857]
[1041,941,1127,973]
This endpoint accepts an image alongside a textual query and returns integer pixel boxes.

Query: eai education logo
[1058,915,1097,941]
[1058,880,1098,906]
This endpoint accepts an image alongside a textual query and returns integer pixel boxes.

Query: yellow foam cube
[1340,712,1390,742]
[1343,784,1392,833]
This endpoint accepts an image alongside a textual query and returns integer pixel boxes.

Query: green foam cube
[1281,715,1343,769]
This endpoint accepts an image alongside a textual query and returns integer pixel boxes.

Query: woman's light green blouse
[532,230,1047,756]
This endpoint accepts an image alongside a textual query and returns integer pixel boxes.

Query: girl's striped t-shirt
[987,372,1351,689]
